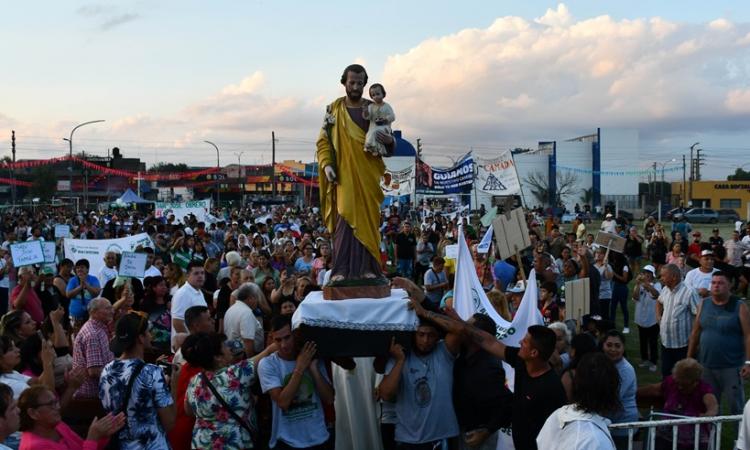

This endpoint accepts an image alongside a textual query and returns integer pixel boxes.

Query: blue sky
[1,1,750,179]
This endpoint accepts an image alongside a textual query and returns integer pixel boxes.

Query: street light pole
[204,141,220,207]
[235,151,245,206]
[658,158,677,200]
[64,120,105,211]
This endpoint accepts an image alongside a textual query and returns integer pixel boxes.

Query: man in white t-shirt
[223,282,264,356]
[170,261,207,340]
[600,213,617,234]
[258,315,333,449]
[684,250,718,299]
[97,251,118,289]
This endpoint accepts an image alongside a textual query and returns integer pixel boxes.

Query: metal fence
[608,412,743,450]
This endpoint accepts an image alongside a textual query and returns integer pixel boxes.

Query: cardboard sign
[10,241,45,267]
[492,208,532,260]
[54,224,71,238]
[564,277,590,326]
[118,252,147,279]
[444,244,459,259]
[42,242,57,264]
[594,232,626,254]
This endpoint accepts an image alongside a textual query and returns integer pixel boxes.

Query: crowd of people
[0,204,748,449]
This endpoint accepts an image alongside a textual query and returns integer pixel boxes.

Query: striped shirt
[658,282,700,348]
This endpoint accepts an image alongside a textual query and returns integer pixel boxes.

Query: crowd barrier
[608,412,743,450]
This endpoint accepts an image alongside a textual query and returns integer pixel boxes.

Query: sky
[1,1,750,181]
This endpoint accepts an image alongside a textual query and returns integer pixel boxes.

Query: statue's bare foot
[330,274,345,283]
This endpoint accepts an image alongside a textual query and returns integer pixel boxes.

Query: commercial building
[671,180,750,220]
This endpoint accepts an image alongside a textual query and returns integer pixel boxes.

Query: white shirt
[0,371,31,400]
[97,266,118,289]
[537,405,615,450]
[684,267,717,296]
[738,399,750,449]
[223,300,264,354]
[170,282,207,338]
[600,219,616,234]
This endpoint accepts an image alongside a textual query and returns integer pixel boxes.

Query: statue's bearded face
[344,71,366,102]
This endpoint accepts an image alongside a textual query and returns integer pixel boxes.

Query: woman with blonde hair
[487,290,511,321]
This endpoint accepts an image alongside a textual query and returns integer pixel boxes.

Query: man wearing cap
[687,231,704,268]
[632,265,662,372]
[684,250,718,299]
[688,271,750,415]
[600,213,617,234]
[72,298,114,399]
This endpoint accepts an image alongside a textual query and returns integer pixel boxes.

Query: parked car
[717,209,740,223]
[665,207,686,221]
[673,208,719,224]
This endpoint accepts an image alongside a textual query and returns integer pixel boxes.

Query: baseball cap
[641,265,656,276]
[606,213,613,218]
[700,249,714,257]
[508,280,526,293]
[110,312,148,355]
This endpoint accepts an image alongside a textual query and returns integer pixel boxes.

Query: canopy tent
[115,189,151,205]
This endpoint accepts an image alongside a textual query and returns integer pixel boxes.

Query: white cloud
[380,5,750,147]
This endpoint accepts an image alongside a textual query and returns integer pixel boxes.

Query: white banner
[63,233,154,278]
[476,151,521,196]
[452,225,543,450]
[381,165,415,197]
[154,199,211,223]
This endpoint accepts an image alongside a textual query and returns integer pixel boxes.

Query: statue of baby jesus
[362,83,395,156]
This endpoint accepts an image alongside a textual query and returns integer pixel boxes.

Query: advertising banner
[63,233,154,277]
[416,156,474,195]
[154,199,211,223]
[476,151,521,195]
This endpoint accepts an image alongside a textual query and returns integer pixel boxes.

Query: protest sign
[381,164,415,197]
[444,244,458,259]
[42,242,56,264]
[63,233,154,277]
[594,231,626,254]
[119,252,147,278]
[10,241,45,267]
[54,224,71,238]
[564,278,590,326]
[476,151,521,195]
[416,156,474,195]
[492,208,531,261]
[154,199,211,223]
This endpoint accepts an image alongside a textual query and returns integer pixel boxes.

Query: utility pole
[652,161,657,202]
[204,141,220,207]
[695,148,704,181]
[689,142,699,205]
[235,151,245,206]
[271,131,277,200]
[682,154,686,207]
[10,131,16,207]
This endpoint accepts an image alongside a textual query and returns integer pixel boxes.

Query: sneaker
[649,363,658,372]
[622,327,630,334]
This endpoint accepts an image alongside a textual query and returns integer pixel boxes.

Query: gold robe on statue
[317,97,385,265]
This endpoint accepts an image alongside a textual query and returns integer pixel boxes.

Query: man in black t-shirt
[394,222,417,280]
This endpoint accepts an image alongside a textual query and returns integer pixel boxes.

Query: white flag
[476,225,494,254]
[452,225,543,450]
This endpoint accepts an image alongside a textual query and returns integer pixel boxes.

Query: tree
[28,166,57,201]
[150,162,190,173]
[728,168,750,181]
[523,170,580,206]
[580,187,593,205]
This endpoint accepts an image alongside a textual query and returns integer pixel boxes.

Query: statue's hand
[324,165,337,183]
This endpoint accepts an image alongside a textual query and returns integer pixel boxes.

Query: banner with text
[63,233,154,278]
[416,156,474,195]
[381,165,415,197]
[476,151,521,196]
[154,199,211,223]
